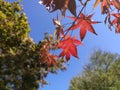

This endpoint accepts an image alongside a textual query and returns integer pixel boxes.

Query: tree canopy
[69,50,120,90]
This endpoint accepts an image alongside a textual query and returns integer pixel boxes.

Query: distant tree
[69,50,120,90]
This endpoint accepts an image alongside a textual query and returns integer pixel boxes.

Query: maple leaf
[39,0,76,16]
[101,0,111,14]
[111,13,120,33]
[40,41,58,67]
[68,0,76,16]
[67,13,100,41]
[51,0,65,12]
[58,35,82,61]
[94,0,120,14]
[93,0,111,14]
[111,0,120,10]
[52,0,76,16]
[54,26,64,39]
[111,13,120,25]
[45,54,58,66]
[52,19,64,39]
[93,0,101,9]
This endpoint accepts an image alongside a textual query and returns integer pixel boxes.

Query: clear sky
[20,0,120,90]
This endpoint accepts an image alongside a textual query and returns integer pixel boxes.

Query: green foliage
[69,50,120,90]
[0,0,65,90]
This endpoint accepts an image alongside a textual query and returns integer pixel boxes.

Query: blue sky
[21,0,120,90]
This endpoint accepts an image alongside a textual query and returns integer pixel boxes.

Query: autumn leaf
[111,13,120,33]
[46,54,58,66]
[52,19,64,39]
[68,0,76,16]
[58,35,82,61]
[94,0,120,13]
[93,0,112,14]
[101,0,111,14]
[51,0,65,12]
[39,0,76,16]
[40,41,58,67]
[111,0,120,10]
[54,26,64,39]
[111,13,120,25]
[40,49,58,67]
[93,0,101,9]
[67,13,100,41]
[52,0,76,16]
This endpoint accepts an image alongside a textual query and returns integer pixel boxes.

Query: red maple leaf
[67,13,100,41]
[57,35,82,61]
[111,13,120,24]
[111,13,120,33]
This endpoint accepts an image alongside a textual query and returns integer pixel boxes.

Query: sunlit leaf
[67,13,100,41]
[58,35,82,61]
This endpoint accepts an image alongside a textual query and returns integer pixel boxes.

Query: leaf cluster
[39,0,120,61]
